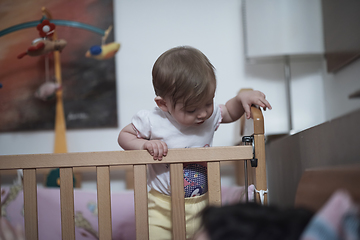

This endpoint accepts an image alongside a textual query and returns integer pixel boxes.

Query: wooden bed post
[252,106,267,205]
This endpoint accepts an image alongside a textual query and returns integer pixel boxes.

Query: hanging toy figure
[36,19,55,38]
[85,25,120,60]
[34,81,61,101]
[17,38,67,59]
[85,42,120,60]
[17,19,67,59]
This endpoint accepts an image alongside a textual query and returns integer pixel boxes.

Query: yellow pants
[148,189,208,240]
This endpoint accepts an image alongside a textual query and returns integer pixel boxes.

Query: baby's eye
[186,109,196,113]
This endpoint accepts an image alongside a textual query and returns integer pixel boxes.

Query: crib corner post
[253,133,267,204]
[251,106,268,205]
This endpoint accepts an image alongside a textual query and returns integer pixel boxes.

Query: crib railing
[0,106,265,240]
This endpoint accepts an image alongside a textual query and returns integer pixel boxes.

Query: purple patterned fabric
[183,163,208,197]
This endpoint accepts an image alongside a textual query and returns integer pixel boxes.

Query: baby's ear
[154,96,169,112]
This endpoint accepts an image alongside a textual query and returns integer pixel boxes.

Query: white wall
[245,0,324,58]
[243,0,326,134]
[114,0,251,148]
[322,60,360,120]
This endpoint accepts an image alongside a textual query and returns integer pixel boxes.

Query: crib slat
[126,166,135,189]
[23,169,39,240]
[170,163,186,240]
[97,166,112,239]
[60,167,75,240]
[133,165,149,240]
[208,161,221,206]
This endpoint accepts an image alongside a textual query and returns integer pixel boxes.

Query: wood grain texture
[295,165,360,212]
[23,169,38,240]
[60,168,75,240]
[266,109,360,207]
[0,146,252,170]
[126,166,134,189]
[208,162,221,206]
[170,163,186,240]
[254,135,267,204]
[252,106,264,135]
[133,165,149,240]
[97,166,112,239]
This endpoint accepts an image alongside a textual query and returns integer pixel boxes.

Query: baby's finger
[261,99,272,110]
[156,142,164,161]
[144,143,154,156]
[243,104,251,119]
[161,142,168,156]
[152,145,159,160]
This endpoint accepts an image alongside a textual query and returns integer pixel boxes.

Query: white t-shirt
[132,105,222,195]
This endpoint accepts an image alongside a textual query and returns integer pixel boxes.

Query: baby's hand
[239,90,272,119]
[142,140,168,160]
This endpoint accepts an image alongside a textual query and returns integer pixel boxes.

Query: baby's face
[168,90,215,127]
[170,99,214,127]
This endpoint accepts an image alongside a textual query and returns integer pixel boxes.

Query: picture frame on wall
[0,0,118,132]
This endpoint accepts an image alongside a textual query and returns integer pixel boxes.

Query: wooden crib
[0,106,267,240]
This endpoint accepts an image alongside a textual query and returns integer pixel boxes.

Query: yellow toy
[85,26,120,60]
[85,42,120,60]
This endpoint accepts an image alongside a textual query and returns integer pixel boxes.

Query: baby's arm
[221,90,272,123]
[118,124,168,160]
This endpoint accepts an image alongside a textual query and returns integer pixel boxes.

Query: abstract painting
[0,0,118,132]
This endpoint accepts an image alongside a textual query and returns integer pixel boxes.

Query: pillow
[1,185,135,240]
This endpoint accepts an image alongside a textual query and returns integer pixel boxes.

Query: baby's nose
[197,109,207,118]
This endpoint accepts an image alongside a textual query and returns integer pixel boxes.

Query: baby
[118,46,271,239]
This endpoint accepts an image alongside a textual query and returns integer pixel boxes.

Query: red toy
[17,38,67,59]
